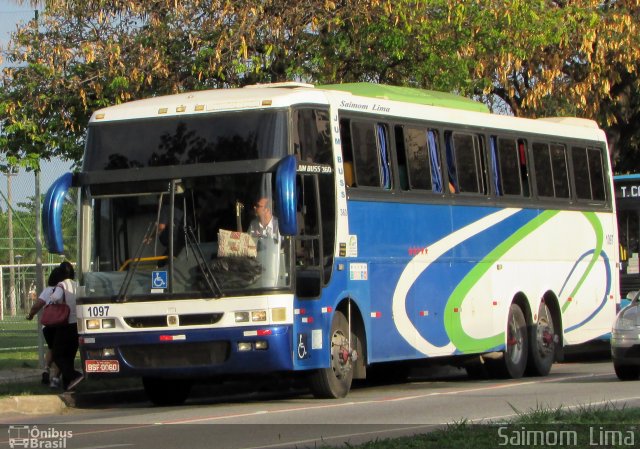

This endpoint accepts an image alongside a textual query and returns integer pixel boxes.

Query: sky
[0,0,74,207]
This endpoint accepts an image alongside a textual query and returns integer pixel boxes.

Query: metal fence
[0,161,76,321]
[1,263,61,319]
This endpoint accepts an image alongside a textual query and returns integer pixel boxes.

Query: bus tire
[143,377,192,406]
[526,302,555,376]
[614,363,640,381]
[496,304,528,379]
[309,310,354,398]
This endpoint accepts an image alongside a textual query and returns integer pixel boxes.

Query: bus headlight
[235,312,250,323]
[102,319,116,329]
[86,319,101,330]
[251,310,267,322]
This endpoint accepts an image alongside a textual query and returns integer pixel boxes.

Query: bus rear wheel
[492,304,528,379]
[143,377,192,406]
[526,302,556,376]
[309,310,354,398]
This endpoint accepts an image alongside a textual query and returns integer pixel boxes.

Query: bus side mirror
[275,155,298,236]
[43,172,73,254]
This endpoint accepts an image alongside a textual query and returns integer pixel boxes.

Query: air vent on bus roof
[244,82,314,89]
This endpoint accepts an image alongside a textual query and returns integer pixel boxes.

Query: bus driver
[248,196,281,286]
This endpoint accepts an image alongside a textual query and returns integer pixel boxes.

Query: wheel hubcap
[330,330,352,379]
[507,316,523,363]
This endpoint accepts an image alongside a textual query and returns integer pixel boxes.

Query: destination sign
[616,184,640,198]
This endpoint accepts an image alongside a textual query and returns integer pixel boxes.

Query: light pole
[6,170,16,316]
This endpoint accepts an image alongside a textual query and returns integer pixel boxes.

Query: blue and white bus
[44,82,618,405]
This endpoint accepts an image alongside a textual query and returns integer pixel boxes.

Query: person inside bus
[248,196,280,243]
[153,202,185,266]
[248,196,281,286]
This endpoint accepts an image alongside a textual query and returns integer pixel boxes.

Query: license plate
[85,360,120,373]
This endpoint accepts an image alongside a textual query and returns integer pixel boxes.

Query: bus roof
[88,83,607,143]
[318,83,490,113]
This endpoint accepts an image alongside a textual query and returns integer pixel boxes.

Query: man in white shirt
[248,197,279,241]
[248,196,281,286]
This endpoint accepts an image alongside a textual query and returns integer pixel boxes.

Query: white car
[611,291,640,380]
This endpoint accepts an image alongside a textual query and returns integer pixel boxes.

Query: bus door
[295,173,324,298]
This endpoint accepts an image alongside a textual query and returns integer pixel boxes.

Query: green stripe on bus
[561,212,603,313]
[319,83,490,113]
[444,210,560,353]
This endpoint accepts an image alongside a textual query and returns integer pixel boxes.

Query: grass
[0,316,41,371]
[329,404,640,449]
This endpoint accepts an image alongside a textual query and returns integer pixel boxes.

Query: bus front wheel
[309,310,354,398]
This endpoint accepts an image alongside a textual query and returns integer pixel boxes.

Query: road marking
[158,372,610,424]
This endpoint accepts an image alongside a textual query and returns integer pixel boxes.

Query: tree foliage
[1,0,640,171]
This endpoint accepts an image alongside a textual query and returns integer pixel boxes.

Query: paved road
[1,359,638,449]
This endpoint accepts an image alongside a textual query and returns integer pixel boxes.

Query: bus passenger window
[339,119,356,187]
[518,140,531,197]
[532,142,570,199]
[572,146,606,202]
[394,126,410,190]
[494,137,524,196]
[448,132,486,194]
[397,126,439,192]
[351,121,380,187]
[550,144,570,198]
[344,120,392,189]
[445,132,458,193]
[376,124,392,189]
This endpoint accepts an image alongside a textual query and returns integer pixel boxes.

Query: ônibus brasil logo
[8,425,72,448]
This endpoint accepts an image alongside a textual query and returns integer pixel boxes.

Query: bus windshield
[83,172,292,299]
[83,109,287,171]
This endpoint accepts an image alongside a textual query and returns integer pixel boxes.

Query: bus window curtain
[490,136,501,196]
[445,132,457,192]
[377,124,391,189]
[427,130,443,193]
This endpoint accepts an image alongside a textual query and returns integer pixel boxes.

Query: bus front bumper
[79,325,293,378]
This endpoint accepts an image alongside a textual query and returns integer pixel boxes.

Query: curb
[0,394,67,415]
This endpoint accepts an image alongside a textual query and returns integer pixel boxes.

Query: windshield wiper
[184,226,223,298]
[115,221,156,303]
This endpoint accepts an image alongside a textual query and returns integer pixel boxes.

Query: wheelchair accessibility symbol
[297,333,309,359]
[152,271,168,289]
